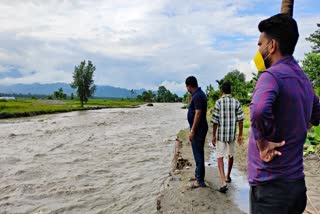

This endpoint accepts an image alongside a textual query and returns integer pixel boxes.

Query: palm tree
[281,0,294,17]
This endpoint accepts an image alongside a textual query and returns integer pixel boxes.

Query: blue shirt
[248,56,320,185]
[187,87,208,133]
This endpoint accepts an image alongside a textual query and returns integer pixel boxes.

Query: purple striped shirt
[248,56,320,185]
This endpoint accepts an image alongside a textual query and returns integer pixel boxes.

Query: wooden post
[280,0,294,17]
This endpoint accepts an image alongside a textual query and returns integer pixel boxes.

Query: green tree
[302,53,320,95]
[302,24,320,95]
[155,86,181,102]
[130,89,136,99]
[217,70,248,99]
[136,95,143,101]
[163,90,173,102]
[306,23,320,53]
[172,93,181,102]
[247,72,262,93]
[157,86,168,102]
[53,88,67,99]
[70,93,74,100]
[206,84,221,109]
[141,90,155,102]
[183,92,191,105]
[215,79,224,89]
[71,60,96,107]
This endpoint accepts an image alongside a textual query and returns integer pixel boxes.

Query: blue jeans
[191,131,207,185]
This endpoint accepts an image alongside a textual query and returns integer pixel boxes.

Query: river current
[0,103,188,213]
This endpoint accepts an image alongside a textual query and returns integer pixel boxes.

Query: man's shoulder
[221,96,238,102]
[194,88,207,98]
[216,98,223,103]
[266,58,302,76]
[232,97,240,103]
[192,89,207,103]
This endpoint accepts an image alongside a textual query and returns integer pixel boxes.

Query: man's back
[212,95,243,142]
[187,87,208,131]
[248,56,320,185]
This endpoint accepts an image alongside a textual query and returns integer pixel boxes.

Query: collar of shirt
[192,87,201,96]
[270,55,294,68]
[222,94,232,98]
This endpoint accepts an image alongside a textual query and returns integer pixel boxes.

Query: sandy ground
[157,126,320,214]
[157,128,246,214]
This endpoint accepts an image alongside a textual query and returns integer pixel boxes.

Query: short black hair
[258,13,299,56]
[221,82,231,94]
[185,76,198,88]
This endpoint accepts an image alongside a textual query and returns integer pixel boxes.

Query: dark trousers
[191,132,207,185]
[250,179,307,214]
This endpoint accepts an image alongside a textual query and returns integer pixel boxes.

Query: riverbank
[157,128,246,214]
[0,98,143,119]
[158,114,320,213]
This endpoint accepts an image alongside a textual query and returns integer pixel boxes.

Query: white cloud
[0,65,7,73]
[0,0,319,91]
[159,80,186,95]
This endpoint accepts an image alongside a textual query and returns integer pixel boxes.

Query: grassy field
[0,98,143,119]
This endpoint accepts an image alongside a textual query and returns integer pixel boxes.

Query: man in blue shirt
[185,76,208,188]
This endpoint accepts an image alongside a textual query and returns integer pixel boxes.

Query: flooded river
[0,103,188,213]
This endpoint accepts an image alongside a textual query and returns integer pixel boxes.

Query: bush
[239,98,251,105]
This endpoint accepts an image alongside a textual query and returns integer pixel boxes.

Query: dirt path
[157,127,320,214]
[157,129,246,214]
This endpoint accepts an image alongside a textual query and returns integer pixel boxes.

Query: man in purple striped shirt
[248,14,320,214]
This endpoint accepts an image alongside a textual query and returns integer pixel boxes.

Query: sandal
[218,185,228,193]
[226,177,232,183]
[190,182,207,189]
[188,177,196,181]
[191,183,200,189]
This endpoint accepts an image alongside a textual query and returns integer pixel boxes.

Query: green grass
[304,126,320,155]
[242,106,250,141]
[0,98,143,119]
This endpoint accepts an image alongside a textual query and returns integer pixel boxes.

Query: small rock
[156,199,161,210]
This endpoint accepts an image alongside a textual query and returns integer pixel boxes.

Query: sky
[0,0,319,95]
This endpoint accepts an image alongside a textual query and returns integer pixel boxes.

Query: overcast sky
[0,0,319,94]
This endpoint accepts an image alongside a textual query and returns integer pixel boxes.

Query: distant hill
[0,83,145,98]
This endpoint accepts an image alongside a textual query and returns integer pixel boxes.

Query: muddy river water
[0,103,188,213]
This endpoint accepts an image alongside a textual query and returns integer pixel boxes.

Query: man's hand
[189,131,195,142]
[212,136,216,146]
[257,140,285,162]
[238,135,243,145]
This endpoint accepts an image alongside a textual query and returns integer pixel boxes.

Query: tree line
[135,86,182,102]
[183,69,255,109]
